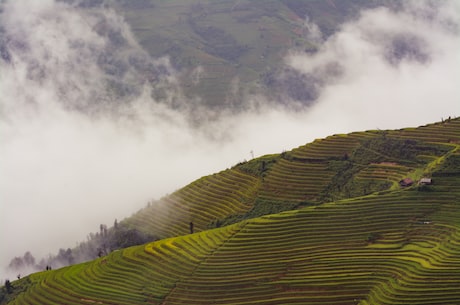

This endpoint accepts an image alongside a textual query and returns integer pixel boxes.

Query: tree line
[3,220,156,286]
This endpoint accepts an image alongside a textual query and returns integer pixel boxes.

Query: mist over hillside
[1,0,459,280]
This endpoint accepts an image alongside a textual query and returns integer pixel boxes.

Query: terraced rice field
[290,134,361,161]
[9,174,460,304]
[258,159,335,203]
[392,120,460,143]
[5,119,460,305]
[355,163,410,181]
[123,119,460,238]
[125,168,260,238]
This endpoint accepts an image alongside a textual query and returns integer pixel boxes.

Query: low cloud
[1,0,459,279]
[286,0,460,128]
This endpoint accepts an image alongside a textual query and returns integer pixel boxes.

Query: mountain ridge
[123,118,459,237]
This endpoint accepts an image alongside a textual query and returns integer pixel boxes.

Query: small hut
[419,178,433,185]
[399,178,414,187]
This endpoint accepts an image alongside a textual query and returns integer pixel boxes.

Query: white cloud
[287,0,460,130]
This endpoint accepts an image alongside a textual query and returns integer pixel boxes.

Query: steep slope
[2,118,460,305]
[125,168,261,238]
[124,118,460,238]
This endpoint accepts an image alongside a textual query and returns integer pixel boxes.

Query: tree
[23,251,35,266]
[366,232,381,244]
[8,257,24,270]
[99,224,108,237]
[7,251,37,273]
[57,248,74,265]
[4,280,13,294]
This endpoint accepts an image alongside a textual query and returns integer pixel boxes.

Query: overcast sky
[0,0,459,279]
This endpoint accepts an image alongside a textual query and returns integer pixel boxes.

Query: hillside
[122,118,459,239]
[108,0,400,111]
[2,118,460,304]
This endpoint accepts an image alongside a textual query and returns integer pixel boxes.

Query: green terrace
[122,119,460,239]
[125,168,260,238]
[3,118,460,304]
[6,174,460,304]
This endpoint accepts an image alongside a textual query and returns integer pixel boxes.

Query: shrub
[366,232,381,243]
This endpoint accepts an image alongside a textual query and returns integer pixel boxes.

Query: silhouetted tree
[366,232,381,244]
[56,248,74,265]
[23,251,35,266]
[4,280,13,294]
[190,222,194,234]
[8,257,24,270]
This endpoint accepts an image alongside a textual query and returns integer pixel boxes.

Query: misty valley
[1,0,460,304]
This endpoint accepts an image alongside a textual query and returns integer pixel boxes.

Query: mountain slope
[2,118,460,304]
[124,118,460,238]
[109,0,401,110]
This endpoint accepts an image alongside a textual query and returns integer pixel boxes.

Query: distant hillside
[109,0,400,110]
[2,118,459,305]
